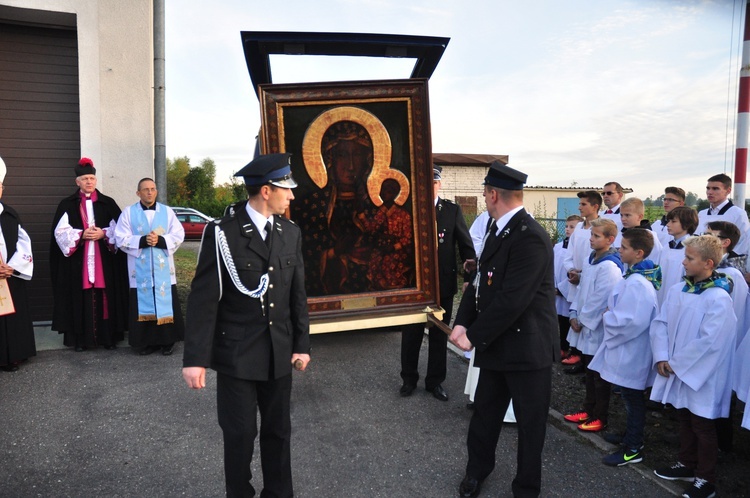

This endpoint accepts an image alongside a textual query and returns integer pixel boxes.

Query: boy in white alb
[705,221,748,345]
[705,220,749,454]
[651,235,737,498]
[614,197,662,264]
[733,328,750,431]
[564,219,624,432]
[562,191,602,369]
[657,206,699,308]
[555,215,582,359]
[697,173,750,263]
[589,228,659,466]
[651,187,687,247]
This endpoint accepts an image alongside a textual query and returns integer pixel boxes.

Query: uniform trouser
[466,366,551,498]
[400,295,453,389]
[217,372,293,498]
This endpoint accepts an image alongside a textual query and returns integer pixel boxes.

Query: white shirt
[246,203,274,241]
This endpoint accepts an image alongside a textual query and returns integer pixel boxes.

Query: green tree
[685,192,700,207]
[166,156,190,205]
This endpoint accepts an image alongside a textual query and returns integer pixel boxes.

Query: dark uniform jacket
[183,201,310,381]
[455,208,559,371]
[436,198,475,298]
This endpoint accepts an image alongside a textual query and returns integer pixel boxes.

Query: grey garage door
[0,20,80,321]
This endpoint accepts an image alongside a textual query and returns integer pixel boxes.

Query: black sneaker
[682,478,716,498]
[654,462,695,482]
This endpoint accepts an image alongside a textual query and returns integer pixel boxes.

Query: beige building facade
[0,1,155,321]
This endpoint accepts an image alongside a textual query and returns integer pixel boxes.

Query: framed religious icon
[258,79,440,330]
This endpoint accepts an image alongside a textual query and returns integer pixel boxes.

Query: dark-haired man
[182,153,310,498]
[697,173,750,261]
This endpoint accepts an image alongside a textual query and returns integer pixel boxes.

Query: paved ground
[0,328,681,498]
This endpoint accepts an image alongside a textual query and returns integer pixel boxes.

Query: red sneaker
[561,354,581,365]
[564,411,590,423]
[578,418,607,432]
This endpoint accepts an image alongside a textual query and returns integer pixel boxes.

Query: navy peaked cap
[235,153,297,188]
[483,160,527,190]
[433,165,443,181]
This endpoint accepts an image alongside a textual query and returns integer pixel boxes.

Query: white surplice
[649,283,737,419]
[588,273,657,390]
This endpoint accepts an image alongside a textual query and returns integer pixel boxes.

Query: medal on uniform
[487,271,493,286]
[438,232,445,244]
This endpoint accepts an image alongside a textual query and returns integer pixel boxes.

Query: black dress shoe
[466,402,475,410]
[427,384,449,401]
[459,474,482,498]
[1,364,19,372]
[74,346,87,352]
[564,363,585,374]
[161,344,174,356]
[104,344,117,350]
[399,383,416,397]
[139,345,159,356]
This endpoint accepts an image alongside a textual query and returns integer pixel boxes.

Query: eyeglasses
[663,198,681,203]
[602,191,616,196]
[704,232,729,239]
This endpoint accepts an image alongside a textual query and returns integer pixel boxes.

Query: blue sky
[165,0,743,203]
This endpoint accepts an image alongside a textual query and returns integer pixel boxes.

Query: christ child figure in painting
[358,178,414,290]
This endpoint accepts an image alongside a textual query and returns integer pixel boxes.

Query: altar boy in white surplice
[650,235,737,498]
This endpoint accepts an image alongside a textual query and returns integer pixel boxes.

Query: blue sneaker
[602,448,642,466]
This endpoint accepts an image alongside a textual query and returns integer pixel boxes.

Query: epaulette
[442,198,456,205]
[277,216,297,226]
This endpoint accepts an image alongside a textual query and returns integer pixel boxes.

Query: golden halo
[368,168,410,207]
[301,106,399,205]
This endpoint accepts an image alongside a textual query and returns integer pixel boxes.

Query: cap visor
[270,178,298,188]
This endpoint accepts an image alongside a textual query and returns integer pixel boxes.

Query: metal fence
[537,218,567,243]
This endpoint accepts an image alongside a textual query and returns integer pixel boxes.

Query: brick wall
[437,165,488,215]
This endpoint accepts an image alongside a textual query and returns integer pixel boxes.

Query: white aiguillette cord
[214,225,269,314]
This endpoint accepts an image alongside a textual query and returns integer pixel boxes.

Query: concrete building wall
[0,0,154,204]
[523,190,581,219]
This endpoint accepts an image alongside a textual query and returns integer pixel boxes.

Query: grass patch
[174,247,198,309]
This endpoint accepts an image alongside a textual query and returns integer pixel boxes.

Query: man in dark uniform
[400,165,475,401]
[450,161,558,498]
[182,153,310,498]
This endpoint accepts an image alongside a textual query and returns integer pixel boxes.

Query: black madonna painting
[258,79,439,318]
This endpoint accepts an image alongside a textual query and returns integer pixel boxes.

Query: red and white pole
[734,0,750,207]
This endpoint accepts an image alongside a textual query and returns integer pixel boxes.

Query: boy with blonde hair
[562,191,602,370]
[614,197,662,264]
[651,235,737,498]
[564,218,624,432]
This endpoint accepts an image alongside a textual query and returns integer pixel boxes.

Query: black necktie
[486,220,498,246]
[265,221,272,248]
[669,240,682,249]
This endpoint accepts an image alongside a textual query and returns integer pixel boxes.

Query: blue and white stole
[130,203,174,324]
